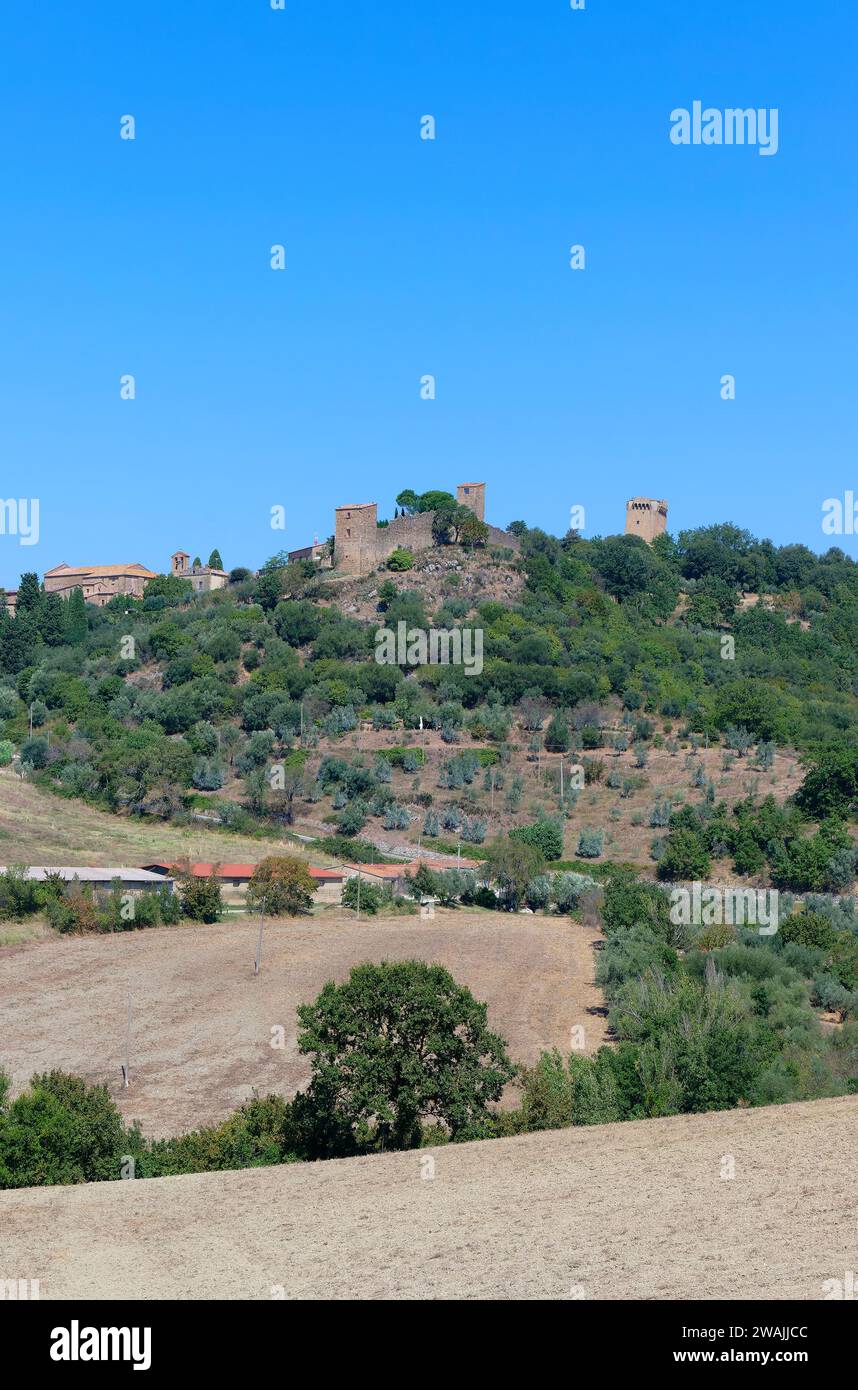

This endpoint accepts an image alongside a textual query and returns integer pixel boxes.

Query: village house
[170,551,230,594]
[142,861,346,905]
[0,867,174,895]
[43,562,158,606]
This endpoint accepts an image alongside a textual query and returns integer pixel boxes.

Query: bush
[0,1071,130,1188]
[657,827,712,881]
[342,877,385,915]
[544,713,570,752]
[20,736,49,769]
[387,548,414,571]
[0,739,14,766]
[192,756,226,791]
[178,872,223,923]
[576,828,604,859]
[510,817,564,862]
[525,874,552,910]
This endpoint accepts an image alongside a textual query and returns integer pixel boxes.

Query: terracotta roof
[44,562,157,579]
[142,861,343,882]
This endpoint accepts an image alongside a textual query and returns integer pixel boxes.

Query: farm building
[0,867,173,895]
[141,862,346,905]
[341,860,482,895]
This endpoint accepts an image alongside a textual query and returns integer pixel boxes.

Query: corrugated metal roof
[0,867,170,883]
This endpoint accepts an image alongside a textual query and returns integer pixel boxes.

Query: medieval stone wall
[334,485,519,575]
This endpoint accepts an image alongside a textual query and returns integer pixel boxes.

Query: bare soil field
[2,1096,855,1300]
[0,910,606,1137]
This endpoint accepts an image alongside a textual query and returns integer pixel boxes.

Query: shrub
[20,736,49,769]
[178,872,223,923]
[544,713,570,752]
[576,828,604,859]
[511,818,564,862]
[0,1071,130,1188]
[342,877,385,915]
[657,828,712,881]
[192,757,226,791]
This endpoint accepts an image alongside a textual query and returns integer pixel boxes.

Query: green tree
[208,549,223,570]
[657,827,712,881]
[485,834,547,909]
[795,746,858,820]
[15,572,41,616]
[247,856,315,916]
[0,1071,129,1188]
[510,817,564,861]
[177,868,223,922]
[544,712,570,752]
[342,876,384,914]
[64,589,87,647]
[296,960,515,1150]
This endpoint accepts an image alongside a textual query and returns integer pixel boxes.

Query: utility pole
[356,872,361,921]
[254,908,265,975]
[457,840,461,868]
[490,769,495,814]
[560,756,564,802]
[121,989,131,1088]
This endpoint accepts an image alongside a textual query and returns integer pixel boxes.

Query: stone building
[456,483,486,521]
[43,562,158,606]
[287,537,332,567]
[334,483,518,576]
[171,551,229,594]
[624,497,668,543]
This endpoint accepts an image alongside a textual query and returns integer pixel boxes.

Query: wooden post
[122,989,131,1088]
[254,910,265,976]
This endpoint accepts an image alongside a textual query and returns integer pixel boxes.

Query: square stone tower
[335,503,378,574]
[625,497,668,543]
[456,482,485,521]
[171,551,190,575]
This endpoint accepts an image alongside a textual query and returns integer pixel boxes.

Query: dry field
[0,769,329,868]
[0,910,607,1137]
[2,1096,855,1300]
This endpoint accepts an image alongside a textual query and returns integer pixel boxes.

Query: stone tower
[625,497,668,543]
[334,503,378,575]
[171,550,190,575]
[456,482,485,521]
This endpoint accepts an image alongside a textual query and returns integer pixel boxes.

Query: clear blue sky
[1,0,855,589]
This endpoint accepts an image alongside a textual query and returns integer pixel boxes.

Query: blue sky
[0,0,855,588]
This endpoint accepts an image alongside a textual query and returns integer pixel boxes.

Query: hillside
[3,1095,855,1300]
[3,520,856,891]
